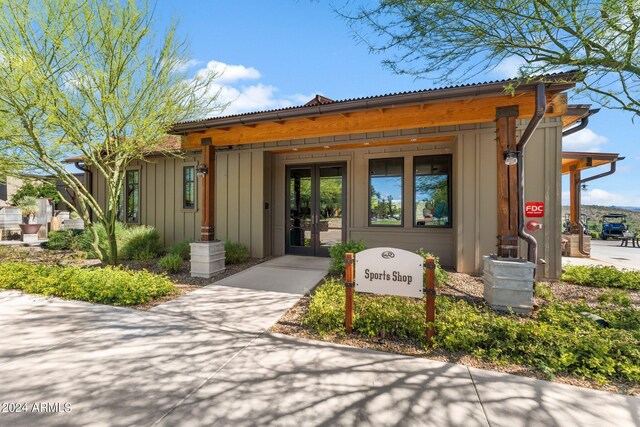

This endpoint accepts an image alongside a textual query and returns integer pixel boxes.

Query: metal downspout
[516,83,546,264]
[575,159,622,255]
[562,109,600,137]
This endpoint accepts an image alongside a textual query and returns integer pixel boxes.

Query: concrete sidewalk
[563,239,640,270]
[0,256,638,426]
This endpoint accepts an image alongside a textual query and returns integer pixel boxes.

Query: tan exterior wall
[91,152,202,248]
[243,118,562,278]
[214,150,271,258]
[88,117,563,278]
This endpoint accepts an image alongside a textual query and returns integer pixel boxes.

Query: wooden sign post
[345,252,355,333]
[344,249,437,348]
[425,257,436,348]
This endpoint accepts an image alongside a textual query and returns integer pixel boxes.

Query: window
[125,169,140,223]
[183,166,195,209]
[414,155,451,227]
[369,158,403,226]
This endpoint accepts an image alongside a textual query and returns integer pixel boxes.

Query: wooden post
[496,106,519,257]
[345,252,354,333]
[201,139,216,241]
[425,257,436,348]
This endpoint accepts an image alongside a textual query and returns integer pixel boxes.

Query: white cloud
[190,60,317,116]
[196,60,261,84]
[175,59,202,73]
[562,128,608,152]
[492,56,526,79]
[562,188,631,206]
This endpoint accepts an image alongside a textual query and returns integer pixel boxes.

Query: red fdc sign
[525,202,544,218]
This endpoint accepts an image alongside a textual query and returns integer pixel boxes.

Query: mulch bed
[269,270,640,396]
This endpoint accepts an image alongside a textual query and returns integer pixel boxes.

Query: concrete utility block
[62,219,85,231]
[563,234,591,258]
[190,241,226,278]
[483,256,535,314]
[22,233,39,243]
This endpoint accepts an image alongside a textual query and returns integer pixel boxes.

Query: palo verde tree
[340,0,640,117]
[0,0,221,263]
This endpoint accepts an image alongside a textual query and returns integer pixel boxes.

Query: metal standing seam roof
[171,70,580,133]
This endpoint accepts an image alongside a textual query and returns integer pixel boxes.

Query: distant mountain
[561,205,640,233]
[614,206,640,212]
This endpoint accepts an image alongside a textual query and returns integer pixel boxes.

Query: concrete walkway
[0,256,638,426]
[563,239,640,270]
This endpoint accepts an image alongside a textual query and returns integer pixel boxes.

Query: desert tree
[340,0,640,117]
[0,0,221,263]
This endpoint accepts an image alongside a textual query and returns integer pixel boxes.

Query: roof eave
[170,71,579,134]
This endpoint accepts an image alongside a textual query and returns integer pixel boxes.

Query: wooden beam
[271,135,455,154]
[182,91,568,149]
[561,157,597,174]
[496,105,519,258]
[200,143,215,241]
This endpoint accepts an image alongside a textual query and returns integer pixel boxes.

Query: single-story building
[82,71,613,279]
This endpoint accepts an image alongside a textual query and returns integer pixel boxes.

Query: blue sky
[154,1,640,207]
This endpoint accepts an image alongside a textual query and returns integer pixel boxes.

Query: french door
[285,163,346,256]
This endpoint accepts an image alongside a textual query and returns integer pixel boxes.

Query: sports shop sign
[345,247,437,346]
[355,247,424,298]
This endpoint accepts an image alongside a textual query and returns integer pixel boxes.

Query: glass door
[286,163,345,256]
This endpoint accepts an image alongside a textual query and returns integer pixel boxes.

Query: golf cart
[600,214,628,240]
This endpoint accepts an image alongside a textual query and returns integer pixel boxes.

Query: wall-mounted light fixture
[196,164,208,177]
[581,183,588,191]
[503,150,518,166]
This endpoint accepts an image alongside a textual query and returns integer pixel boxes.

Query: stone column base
[563,234,591,258]
[190,241,226,278]
[483,256,535,314]
[22,233,39,243]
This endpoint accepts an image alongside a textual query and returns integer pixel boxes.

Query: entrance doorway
[286,163,346,256]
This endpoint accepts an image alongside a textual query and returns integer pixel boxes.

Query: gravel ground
[270,270,640,396]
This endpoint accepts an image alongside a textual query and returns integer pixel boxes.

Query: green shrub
[590,231,599,240]
[80,223,163,261]
[119,225,163,260]
[328,240,366,275]
[168,240,191,260]
[534,283,554,301]
[44,229,85,251]
[0,261,177,305]
[44,230,74,250]
[11,181,61,205]
[597,289,631,307]
[416,249,448,286]
[562,265,640,291]
[78,222,124,259]
[225,240,249,264]
[158,253,183,273]
[303,280,640,383]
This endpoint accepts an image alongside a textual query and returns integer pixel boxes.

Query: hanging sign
[525,201,544,218]
[355,247,424,298]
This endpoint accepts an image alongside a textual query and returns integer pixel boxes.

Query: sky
[153,0,640,207]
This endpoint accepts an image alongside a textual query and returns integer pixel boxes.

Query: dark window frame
[368,157,404,227]
[124,168,140,224]
[413,154,452,229]
[183,165,196,210]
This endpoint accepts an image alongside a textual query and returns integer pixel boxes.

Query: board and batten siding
[214,150,271,258]
[90,153,202,247]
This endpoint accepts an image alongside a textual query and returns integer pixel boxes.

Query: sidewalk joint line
[467,366,492,427]
[150,331,265,426]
